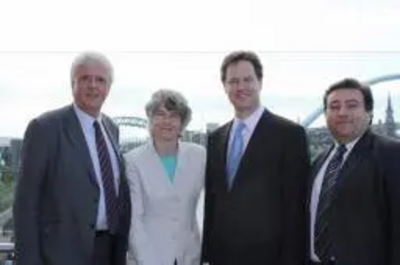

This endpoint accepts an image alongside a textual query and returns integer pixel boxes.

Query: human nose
[337,106,349,116]
[159,114,172,123]
[236,83,246,90]
[239,79,251,88]
[232,81,247,91]
[87,77,99,88]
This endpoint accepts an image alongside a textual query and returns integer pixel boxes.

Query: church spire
[384,93,397,138]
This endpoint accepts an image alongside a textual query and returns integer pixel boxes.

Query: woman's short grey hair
[70,51,114,86]
[145,89,192,129]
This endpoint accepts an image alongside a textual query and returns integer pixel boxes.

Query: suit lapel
[215,110,274,191]
[102,117,123,164]
[307,147,332,205]
[335,131,372,191]
[310,147,332,185]
[238,109,269,168]
[217,122,232,190]
[146,141,174,189]
[102,117,128,199]
[230,109,273,190]
[159,141,189,190]
[63,105,98,188]
[173,142,185,189]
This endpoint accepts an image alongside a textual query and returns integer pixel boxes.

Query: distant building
[0,137,22,181]
[0,137,12,148]
[10,139,23,176]
[307,95,399,160]
[206,123,219,134]
[182,130,207,146]
[306,127,333,161]
[384,94,397,138]
[0,137,12,165]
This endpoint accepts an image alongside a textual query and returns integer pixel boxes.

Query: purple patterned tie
[93,121,118,233]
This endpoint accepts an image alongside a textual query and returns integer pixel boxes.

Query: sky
[0,0,400,138]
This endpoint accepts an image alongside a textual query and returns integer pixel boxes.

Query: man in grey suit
[13,52,131,265]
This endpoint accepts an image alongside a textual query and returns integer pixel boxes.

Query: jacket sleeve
[200,135,214,264]
[379,139,400,265]
[124,155,162,265]
[13,119,54,265]
[281,126,310,265]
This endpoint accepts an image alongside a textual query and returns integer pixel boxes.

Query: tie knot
[93,120,101,131]
[236,122,246,133]
[337,144,347,155]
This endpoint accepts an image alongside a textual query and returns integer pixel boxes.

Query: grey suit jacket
[13,105,131,265]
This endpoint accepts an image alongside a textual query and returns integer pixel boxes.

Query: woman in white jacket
[125,89,206,265]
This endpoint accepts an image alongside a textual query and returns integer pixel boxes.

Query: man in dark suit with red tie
[13,52,131,265]
[308,78,400,265]
[201,50,310,265]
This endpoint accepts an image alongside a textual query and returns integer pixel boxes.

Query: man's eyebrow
[344,99,360,104]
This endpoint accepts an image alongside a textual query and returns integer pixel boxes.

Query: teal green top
[160,155,177,183]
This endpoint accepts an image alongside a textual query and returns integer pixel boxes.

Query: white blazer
[125,141,206,265]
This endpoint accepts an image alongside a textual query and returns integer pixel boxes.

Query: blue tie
[94,121,118,233]
[226,122,246,187]
[315,144,347,261]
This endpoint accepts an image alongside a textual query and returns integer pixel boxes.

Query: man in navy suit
[308,78,400,265]
[13,52,131,265]
[201,50,310,265]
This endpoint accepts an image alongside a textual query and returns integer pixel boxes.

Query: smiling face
[325,88,372,143]
[72,62,111,117]
[149,104,183,142]
[223,60,262,118]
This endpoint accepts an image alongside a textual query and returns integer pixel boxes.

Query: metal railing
[0,242,14,264]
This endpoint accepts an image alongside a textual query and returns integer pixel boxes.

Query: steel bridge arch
[301,74,400,127]
[113,116,148,129]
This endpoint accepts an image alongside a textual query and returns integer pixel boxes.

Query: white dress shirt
[74,104,120,231]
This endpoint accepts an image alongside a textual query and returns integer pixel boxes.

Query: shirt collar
[233,105,264,132]
[333,133,363,155]
[73,103,102,131]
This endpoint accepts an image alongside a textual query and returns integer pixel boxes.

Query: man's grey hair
[145,89,192,129]
[70,51,114,86]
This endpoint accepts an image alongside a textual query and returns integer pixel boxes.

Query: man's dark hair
[220,51,263,82]
[323,78,374,112]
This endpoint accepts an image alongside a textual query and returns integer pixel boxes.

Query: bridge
[113,116,150,152]
[301,74,400,127]
[113,116,148,129]
[0,74,399,261]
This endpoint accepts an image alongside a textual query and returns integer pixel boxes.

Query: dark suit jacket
[201,109,310,265]
[13,105,131,265]
[307,130,400,265]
